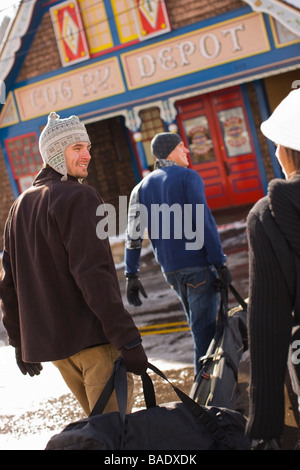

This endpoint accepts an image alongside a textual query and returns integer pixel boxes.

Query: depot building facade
[0,0,300,235]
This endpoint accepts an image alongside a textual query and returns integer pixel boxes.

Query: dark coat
[0,167,140,362]
[246,174,300,440]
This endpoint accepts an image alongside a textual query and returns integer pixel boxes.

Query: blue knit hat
[151,132,182,160]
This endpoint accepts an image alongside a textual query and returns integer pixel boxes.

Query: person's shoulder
[169,165,202,179]
[64,179,98,193]
[180,166,202,178]
[170,165,194,173]
[184,167,204,187]
[247,195,269,223]
[269,175,300,243]
[269,174,300,201]
[250,195,269,213]
[247,195,279,238]
[169,166,204,191]
[268,176,287,197]
[53,179,101,206]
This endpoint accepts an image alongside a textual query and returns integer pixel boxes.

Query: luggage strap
[199,349,239,381]
[229,284,247,312]
[142,362,235,449]
[91,357,236,450]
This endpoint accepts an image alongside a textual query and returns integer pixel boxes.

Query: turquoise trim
[241,83,268,194]
[135,139,148,172]
[253,80,283,179]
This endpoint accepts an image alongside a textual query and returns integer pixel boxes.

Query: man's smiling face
[65,141,91,179]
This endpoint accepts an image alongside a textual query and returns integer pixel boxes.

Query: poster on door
[182,115,216,164]
[217,107,252,157]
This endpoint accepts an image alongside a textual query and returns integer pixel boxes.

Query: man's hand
[217,264,232,287]
[126,274,147,307]
[120,338,148,376]
[15,347,43,377]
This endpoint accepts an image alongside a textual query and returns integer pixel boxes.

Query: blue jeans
[164,265,219,374]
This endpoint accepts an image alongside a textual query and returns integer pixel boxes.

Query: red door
[176,86,264,210]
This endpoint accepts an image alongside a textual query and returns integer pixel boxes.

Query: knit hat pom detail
[49,111,60,122]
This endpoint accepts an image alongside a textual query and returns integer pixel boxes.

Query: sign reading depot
[121,12,269,89]
[14,13,269,120]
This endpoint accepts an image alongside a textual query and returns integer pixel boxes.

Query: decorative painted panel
[132,0,171,40]
[270,17,300,46]
[0,92,19,128]
[50,0,90,67]
[242,0,300,36]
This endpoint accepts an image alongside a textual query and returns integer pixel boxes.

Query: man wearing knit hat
[125,132,231,374]
[0,112,147,416]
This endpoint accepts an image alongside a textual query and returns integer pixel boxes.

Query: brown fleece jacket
[0,167,141,362]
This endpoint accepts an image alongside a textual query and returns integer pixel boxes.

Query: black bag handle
[90,357,234,449]
[143,362,233,449]
[216,282,247,333]
[215,283,230,331]
[89,357,127,417]
[229,284,247,312]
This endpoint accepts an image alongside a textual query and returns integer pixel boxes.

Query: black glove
[250,438,281,450]
[120,338,148,376]
[217,264,232,287]
[126,273,147,307]
[15,347,43,377]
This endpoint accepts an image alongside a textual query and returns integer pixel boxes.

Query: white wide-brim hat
[261,88,300,151]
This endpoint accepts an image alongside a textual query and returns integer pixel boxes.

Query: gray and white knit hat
[150,132,182,160]
[39,112,91,180]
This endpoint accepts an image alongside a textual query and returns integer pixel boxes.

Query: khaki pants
[53,343,134,416]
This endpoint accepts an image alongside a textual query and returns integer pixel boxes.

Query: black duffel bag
[45,357,250,450]
[190,284,248,409]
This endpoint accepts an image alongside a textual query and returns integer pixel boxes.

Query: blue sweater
[125,165,226,274]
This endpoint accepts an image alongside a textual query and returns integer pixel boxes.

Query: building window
[79,0,113,53]
[5,133,42,192]
[140,107,164,168]
[111,0,139,43]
